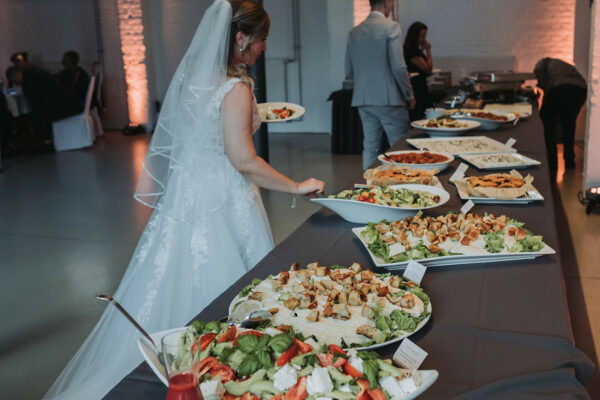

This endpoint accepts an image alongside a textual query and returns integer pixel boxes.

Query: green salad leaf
[484,231,504,253]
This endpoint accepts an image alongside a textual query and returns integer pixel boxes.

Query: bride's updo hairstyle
[227,0,270,87]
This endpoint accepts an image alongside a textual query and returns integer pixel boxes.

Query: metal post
[249,0,269,162]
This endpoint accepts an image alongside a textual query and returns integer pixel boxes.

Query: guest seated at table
[6,64,81,152]
[404,21,433,121]
[56,51,91,108]
[534,57,587,171]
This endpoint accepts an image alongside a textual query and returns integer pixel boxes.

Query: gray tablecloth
[105,110,595,399]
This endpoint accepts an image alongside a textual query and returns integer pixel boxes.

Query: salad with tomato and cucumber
[172,320,432,399]
[329,187,440,208]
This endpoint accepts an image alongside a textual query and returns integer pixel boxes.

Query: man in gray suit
[345,0,415,169]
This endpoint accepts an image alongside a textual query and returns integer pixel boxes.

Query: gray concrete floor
[0,133,597,399]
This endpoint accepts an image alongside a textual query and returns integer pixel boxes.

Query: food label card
[506,138,516,148]
[393,338,428,370]
[460,199,475,214]
[403,260,427,285]
[449,162,469,182]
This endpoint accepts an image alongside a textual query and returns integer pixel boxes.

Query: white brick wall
[585,2,600,189]
[393,0,576,73]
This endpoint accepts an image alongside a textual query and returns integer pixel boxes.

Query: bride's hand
[296,178,325,197]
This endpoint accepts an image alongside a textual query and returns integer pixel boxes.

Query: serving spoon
[95,294,159,352]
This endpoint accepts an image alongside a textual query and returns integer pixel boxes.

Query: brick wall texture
[354,0,576,72]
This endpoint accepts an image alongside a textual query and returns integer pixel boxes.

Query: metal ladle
[238,309,272,329]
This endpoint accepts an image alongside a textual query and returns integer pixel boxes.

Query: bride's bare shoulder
[223,79,252,108]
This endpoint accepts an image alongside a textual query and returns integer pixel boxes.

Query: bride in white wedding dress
[44,1,325,398]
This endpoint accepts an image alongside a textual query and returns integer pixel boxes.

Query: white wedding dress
[45,1,274,398]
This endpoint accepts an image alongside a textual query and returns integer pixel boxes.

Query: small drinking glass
[161,329,204,400]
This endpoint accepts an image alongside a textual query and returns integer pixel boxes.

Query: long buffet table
[105,109,595,399]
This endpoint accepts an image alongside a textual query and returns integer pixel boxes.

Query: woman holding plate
[45,1,325,398]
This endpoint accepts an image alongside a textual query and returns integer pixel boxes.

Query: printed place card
[393,338,428,370]
[449,162,468,182]
[506,138,516,148]
[403,260,427,285]
[460,199,475,214]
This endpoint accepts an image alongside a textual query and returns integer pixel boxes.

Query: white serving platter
[452,181,544,204]
[352,226,556,269]
[407,136,516,156]
[411,119,480,137]
[139,326,440,398]
[257,102,305,122]
[310,184,450,224]
[450,111,516,131]
[377,150,454,172]
[459,152,541,170]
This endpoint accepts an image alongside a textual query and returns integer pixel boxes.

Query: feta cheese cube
[380,375,406,398]
[265,327,284,337]
[273,364,298,391]
[339,384,352,392]
[304,337,319,351]
[388,242,406,257]
[306,366,334,395]
[398,376,418,394]
[200,378,224,400]
[349,356,364,373]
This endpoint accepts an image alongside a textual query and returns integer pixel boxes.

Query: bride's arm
[222,82,324,195]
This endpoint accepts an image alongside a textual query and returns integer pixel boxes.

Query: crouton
[356,324,376,339]
[307,310,320,322]
[361,304,375,319]
[248,291,263,301]
[284,297,300,310]
[348,290,362,306]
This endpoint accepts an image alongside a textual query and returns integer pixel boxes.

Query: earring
[239,46,244,52]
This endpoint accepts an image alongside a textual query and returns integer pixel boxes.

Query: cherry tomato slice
[294,338,312,354]
[366,197,376,203]
[368,388,386,400]
[284,376,308,400]
[223,394,241,400]
[316,353,333,367]
[328,344,346,355]
[196,356,218,376]
[233,330,263,346]
[356,379,371,400]
[342,362,362,378]
[199,333,217,351]
[241,393,260,400]
[210,364,235,383]
[218,325,237,343]
[276,342,299,367]
[332,357,347,368]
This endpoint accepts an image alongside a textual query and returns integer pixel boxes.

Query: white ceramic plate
[352,226,555,269]
[257,102,305,122]
[459,152,541,170]
[377,150,454,172]
[228,289,432,351]
[452,181,544,204]
[450,111,516,131]
[411,119,480,137]
[137,327,183,386]
[407,136,516,155]
[311,184,450,224]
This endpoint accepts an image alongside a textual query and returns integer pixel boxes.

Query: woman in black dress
[403,22,433,121]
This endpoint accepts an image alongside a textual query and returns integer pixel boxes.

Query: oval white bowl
[311,184,450,224]
[377,150,454,172]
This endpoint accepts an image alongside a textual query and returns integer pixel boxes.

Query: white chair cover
[52,76,95,151]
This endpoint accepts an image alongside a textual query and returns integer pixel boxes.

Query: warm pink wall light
[117,0,149,127]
